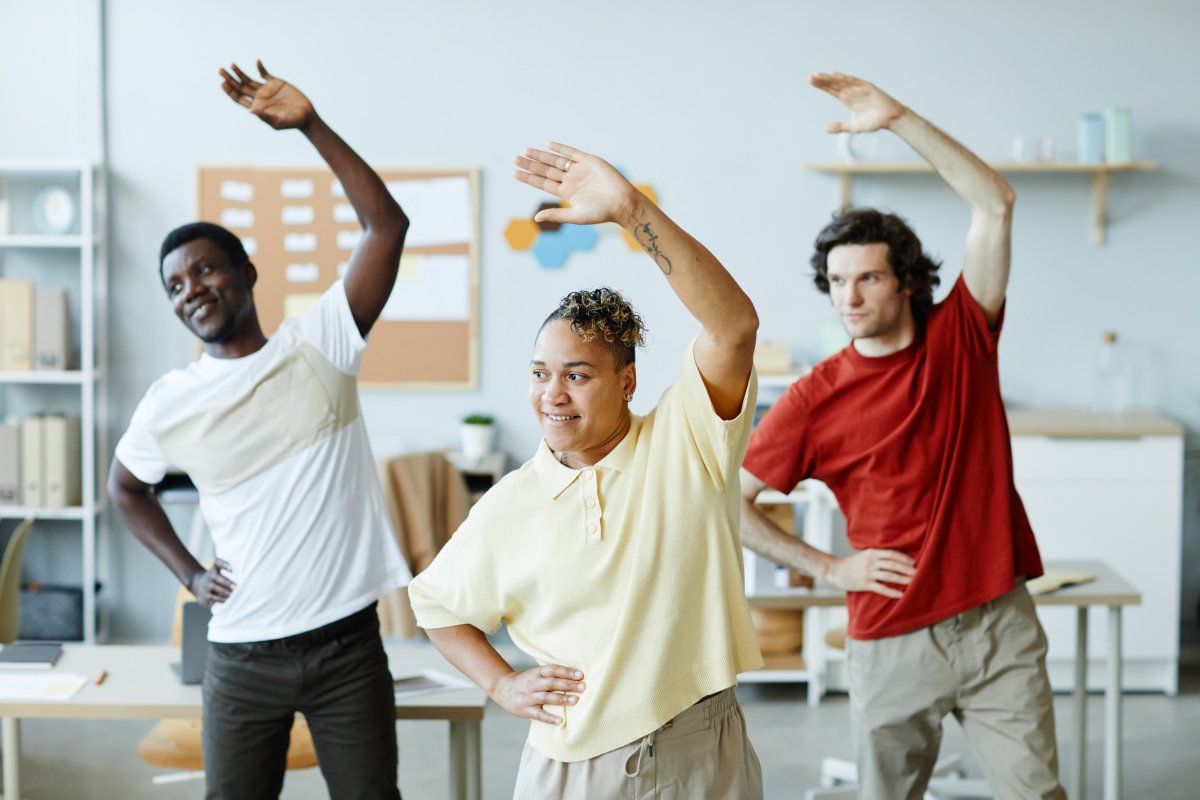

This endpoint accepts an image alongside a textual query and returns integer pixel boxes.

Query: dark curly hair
[158,222,249,286]
[540,287,647,368]
[811,208,941,321]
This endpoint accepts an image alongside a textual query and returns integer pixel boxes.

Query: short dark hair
[158,222,248,283]
[811,208,941,321]
[541,287,647,368]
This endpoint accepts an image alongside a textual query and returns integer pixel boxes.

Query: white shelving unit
[0,159,108,643]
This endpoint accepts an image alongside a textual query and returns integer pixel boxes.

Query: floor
[6,663,1198,799]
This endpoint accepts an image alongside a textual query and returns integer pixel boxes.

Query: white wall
[4,0,1198,642]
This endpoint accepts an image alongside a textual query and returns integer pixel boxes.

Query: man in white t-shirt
[109,61,411,800]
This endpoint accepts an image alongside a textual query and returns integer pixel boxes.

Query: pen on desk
[95,669,108,686]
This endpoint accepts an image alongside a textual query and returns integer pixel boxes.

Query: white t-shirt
[116,280,411,642]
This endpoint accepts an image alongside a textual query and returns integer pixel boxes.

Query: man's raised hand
[810,72,906,135]
[514,143,640,228]
[219,60,316,131]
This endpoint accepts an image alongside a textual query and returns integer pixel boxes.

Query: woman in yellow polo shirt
[409,142,764,799]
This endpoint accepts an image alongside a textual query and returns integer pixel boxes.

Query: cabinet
[0,160,108,643]
[1009,408,1184,694]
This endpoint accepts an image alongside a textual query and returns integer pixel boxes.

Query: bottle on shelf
[1093,330,1132,414]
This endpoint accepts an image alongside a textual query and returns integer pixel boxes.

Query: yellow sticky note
[397,254,422,280]
[283,293,321,319]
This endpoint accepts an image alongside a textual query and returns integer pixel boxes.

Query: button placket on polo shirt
[581,468,603,543]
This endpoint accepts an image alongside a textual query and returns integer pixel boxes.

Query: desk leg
[2,716,20,800]
[450,720,481,800]
[807,606,825,708]
[1105,606,1123,800]
[465,721,481,800]
[1074,607,1088,800]
[449,721,467,800]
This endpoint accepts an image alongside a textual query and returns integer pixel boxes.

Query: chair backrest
[0,517,36,643]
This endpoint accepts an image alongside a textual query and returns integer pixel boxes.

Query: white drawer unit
[1009,409,1185,694]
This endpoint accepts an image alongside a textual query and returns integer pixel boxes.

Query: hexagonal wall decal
[504,218,539,251]
[536,202,564,232]
[507,179,658,267]
[531,229,572,269]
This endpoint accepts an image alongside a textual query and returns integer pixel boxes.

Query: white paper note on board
[285,263,320,283]
[280,179,314,199]
[242,237,258,256]
[281,205,315,226]
[385,176,471,247]
[336,230,362,250]
[284,232,317,252]
[380,254,470,321]
[332,203,357,223]
[220,208,254,229]
[220,181,253,202]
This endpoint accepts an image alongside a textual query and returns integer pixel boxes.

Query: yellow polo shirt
[409,339,763,762]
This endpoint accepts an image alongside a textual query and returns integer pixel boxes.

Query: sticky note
[220,208,254,229]
[220,181,253,202]
[285,263,320,283]
[283,293,321,318]
[280,179,314,199]
[281,205,315,225]
[283,233,317,253]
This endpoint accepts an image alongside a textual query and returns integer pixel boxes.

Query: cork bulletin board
[198,166,480,389]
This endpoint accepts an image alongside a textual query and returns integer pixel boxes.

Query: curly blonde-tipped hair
[541,287,647,368]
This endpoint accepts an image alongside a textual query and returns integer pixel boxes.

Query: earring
[624,394,633,402]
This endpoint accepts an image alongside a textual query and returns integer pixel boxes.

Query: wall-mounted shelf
[803,161,1158,246]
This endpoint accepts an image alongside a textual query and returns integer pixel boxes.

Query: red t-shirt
[743,276,1043,640]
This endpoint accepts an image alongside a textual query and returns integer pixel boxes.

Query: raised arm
[219,61,408,336]
[514,143,757,419]
[812,72,1014,327]
[739,469,914,599]
[107,459,234,606]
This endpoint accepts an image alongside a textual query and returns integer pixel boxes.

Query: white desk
[0,643,486,800]
[748,560,1140,800]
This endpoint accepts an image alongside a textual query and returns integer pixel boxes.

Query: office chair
[0,518,36,644]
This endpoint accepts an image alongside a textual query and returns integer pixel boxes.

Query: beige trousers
[512,687,763,799]
[847,583,1066,800]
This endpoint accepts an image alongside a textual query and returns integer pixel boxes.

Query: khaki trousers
[847,584,1065,800]
[512,687,763,799]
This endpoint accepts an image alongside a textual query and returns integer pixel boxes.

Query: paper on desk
[1027,570,1096,596]
[0,672,89,701]
[393,668,473,698]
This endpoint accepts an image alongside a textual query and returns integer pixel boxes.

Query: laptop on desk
[170,601,211,685]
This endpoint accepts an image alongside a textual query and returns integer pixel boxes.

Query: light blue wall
[3,0,1198,642]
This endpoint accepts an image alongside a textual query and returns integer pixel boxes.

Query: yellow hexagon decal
[504,218,540,251]
[633,183,658,204]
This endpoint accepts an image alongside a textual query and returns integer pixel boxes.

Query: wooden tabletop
[1006,408,1183,437]
[0,642,486,721]
[747,560,1141,610]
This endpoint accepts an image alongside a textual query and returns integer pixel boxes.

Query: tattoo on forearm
[633,222,673,275]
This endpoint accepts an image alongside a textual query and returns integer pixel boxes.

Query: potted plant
[459,413,495,462]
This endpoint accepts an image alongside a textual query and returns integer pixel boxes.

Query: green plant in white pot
[459,413,495,462]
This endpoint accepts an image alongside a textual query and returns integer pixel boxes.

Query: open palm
[513,143,637,226]
[811,72,905,134]
[219,60,315,131]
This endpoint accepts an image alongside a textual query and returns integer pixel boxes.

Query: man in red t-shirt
[741,73,1064,799]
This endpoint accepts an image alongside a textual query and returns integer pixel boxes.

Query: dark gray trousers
[202,603,401,800]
